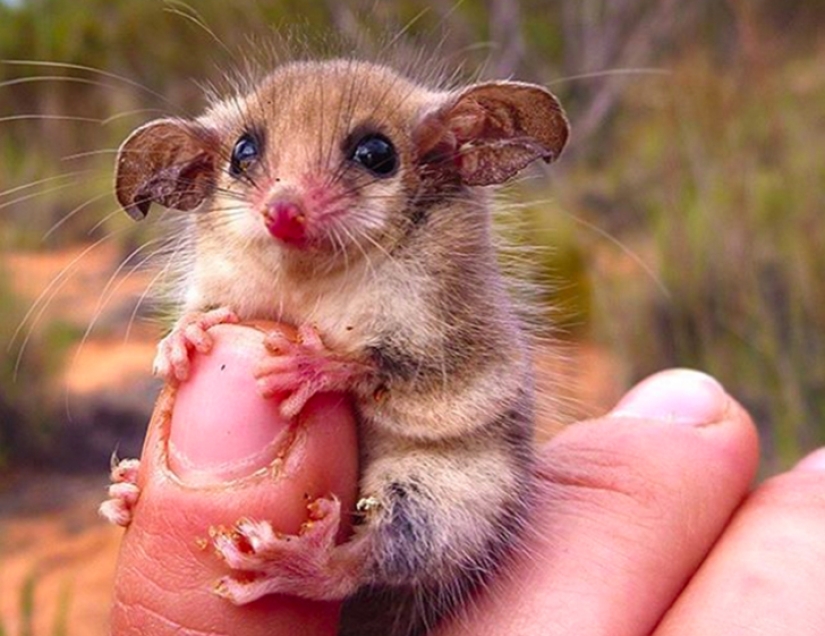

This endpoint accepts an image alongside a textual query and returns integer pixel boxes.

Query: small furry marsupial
[100,57,569,635]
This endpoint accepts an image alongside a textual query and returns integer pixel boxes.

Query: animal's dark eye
[350,134,397,177]
[230,133,259,177]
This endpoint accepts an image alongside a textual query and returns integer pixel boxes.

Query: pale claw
[211,497,363,602]
[153,307,239,382]
[99,457,141,527]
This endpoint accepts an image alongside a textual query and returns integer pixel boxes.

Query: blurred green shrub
[581,47,825,472]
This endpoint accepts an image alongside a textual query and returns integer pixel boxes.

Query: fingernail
[167,324,293,486]
[610,369,729,426]
[793,448,825,472]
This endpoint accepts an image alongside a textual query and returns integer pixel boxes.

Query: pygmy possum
[100,58,569,636]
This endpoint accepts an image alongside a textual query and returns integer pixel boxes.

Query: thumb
[109,323,359,635]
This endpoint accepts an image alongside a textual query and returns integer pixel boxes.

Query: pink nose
[265,201,307,245]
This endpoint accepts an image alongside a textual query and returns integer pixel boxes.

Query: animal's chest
[196,251,428,355]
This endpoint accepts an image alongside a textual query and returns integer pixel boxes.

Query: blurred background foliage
[0,0,823,474]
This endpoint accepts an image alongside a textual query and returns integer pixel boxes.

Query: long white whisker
[68,237,166,388]
[0,179,83,212]
[11,228,128,378]
[124,238,185,342]
[1,59,184,112]
[329,226,350,276]
[546,67,671,87]
[9,239,100,351]
[0,172,84,199]
[0,114,103,124]
[163,1,236,59]
[61,148,119,161]
[101,108,169,126]
[563,208,671,298]
[339,223,380,286]
[84,237,166,343]
[87,206,134,235]
[42,192,112,241]
[0,75,112,90]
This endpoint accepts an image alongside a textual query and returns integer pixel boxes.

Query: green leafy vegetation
[576,43,825,472]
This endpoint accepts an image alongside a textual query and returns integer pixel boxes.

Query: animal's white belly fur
[184,245,432,356]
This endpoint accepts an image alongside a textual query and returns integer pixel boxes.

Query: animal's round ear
[115,119,220,220]
[414,82,569,186]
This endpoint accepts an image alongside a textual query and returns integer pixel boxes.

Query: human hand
[109,326,825,635]
[435,369,825,636]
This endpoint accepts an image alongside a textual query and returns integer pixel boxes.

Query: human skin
[109,323,360,635]
[109,324,825,635]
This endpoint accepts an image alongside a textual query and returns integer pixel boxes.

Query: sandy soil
[2,243,155,634]
[4,241,160,396]
[0,475,120,635]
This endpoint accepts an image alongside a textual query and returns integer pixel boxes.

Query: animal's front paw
[254,324,371,419]
[99,457,141,527]
[211,496,364,602]
[153,307,239,382]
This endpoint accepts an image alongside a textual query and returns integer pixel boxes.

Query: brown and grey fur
[113,59,568,635]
